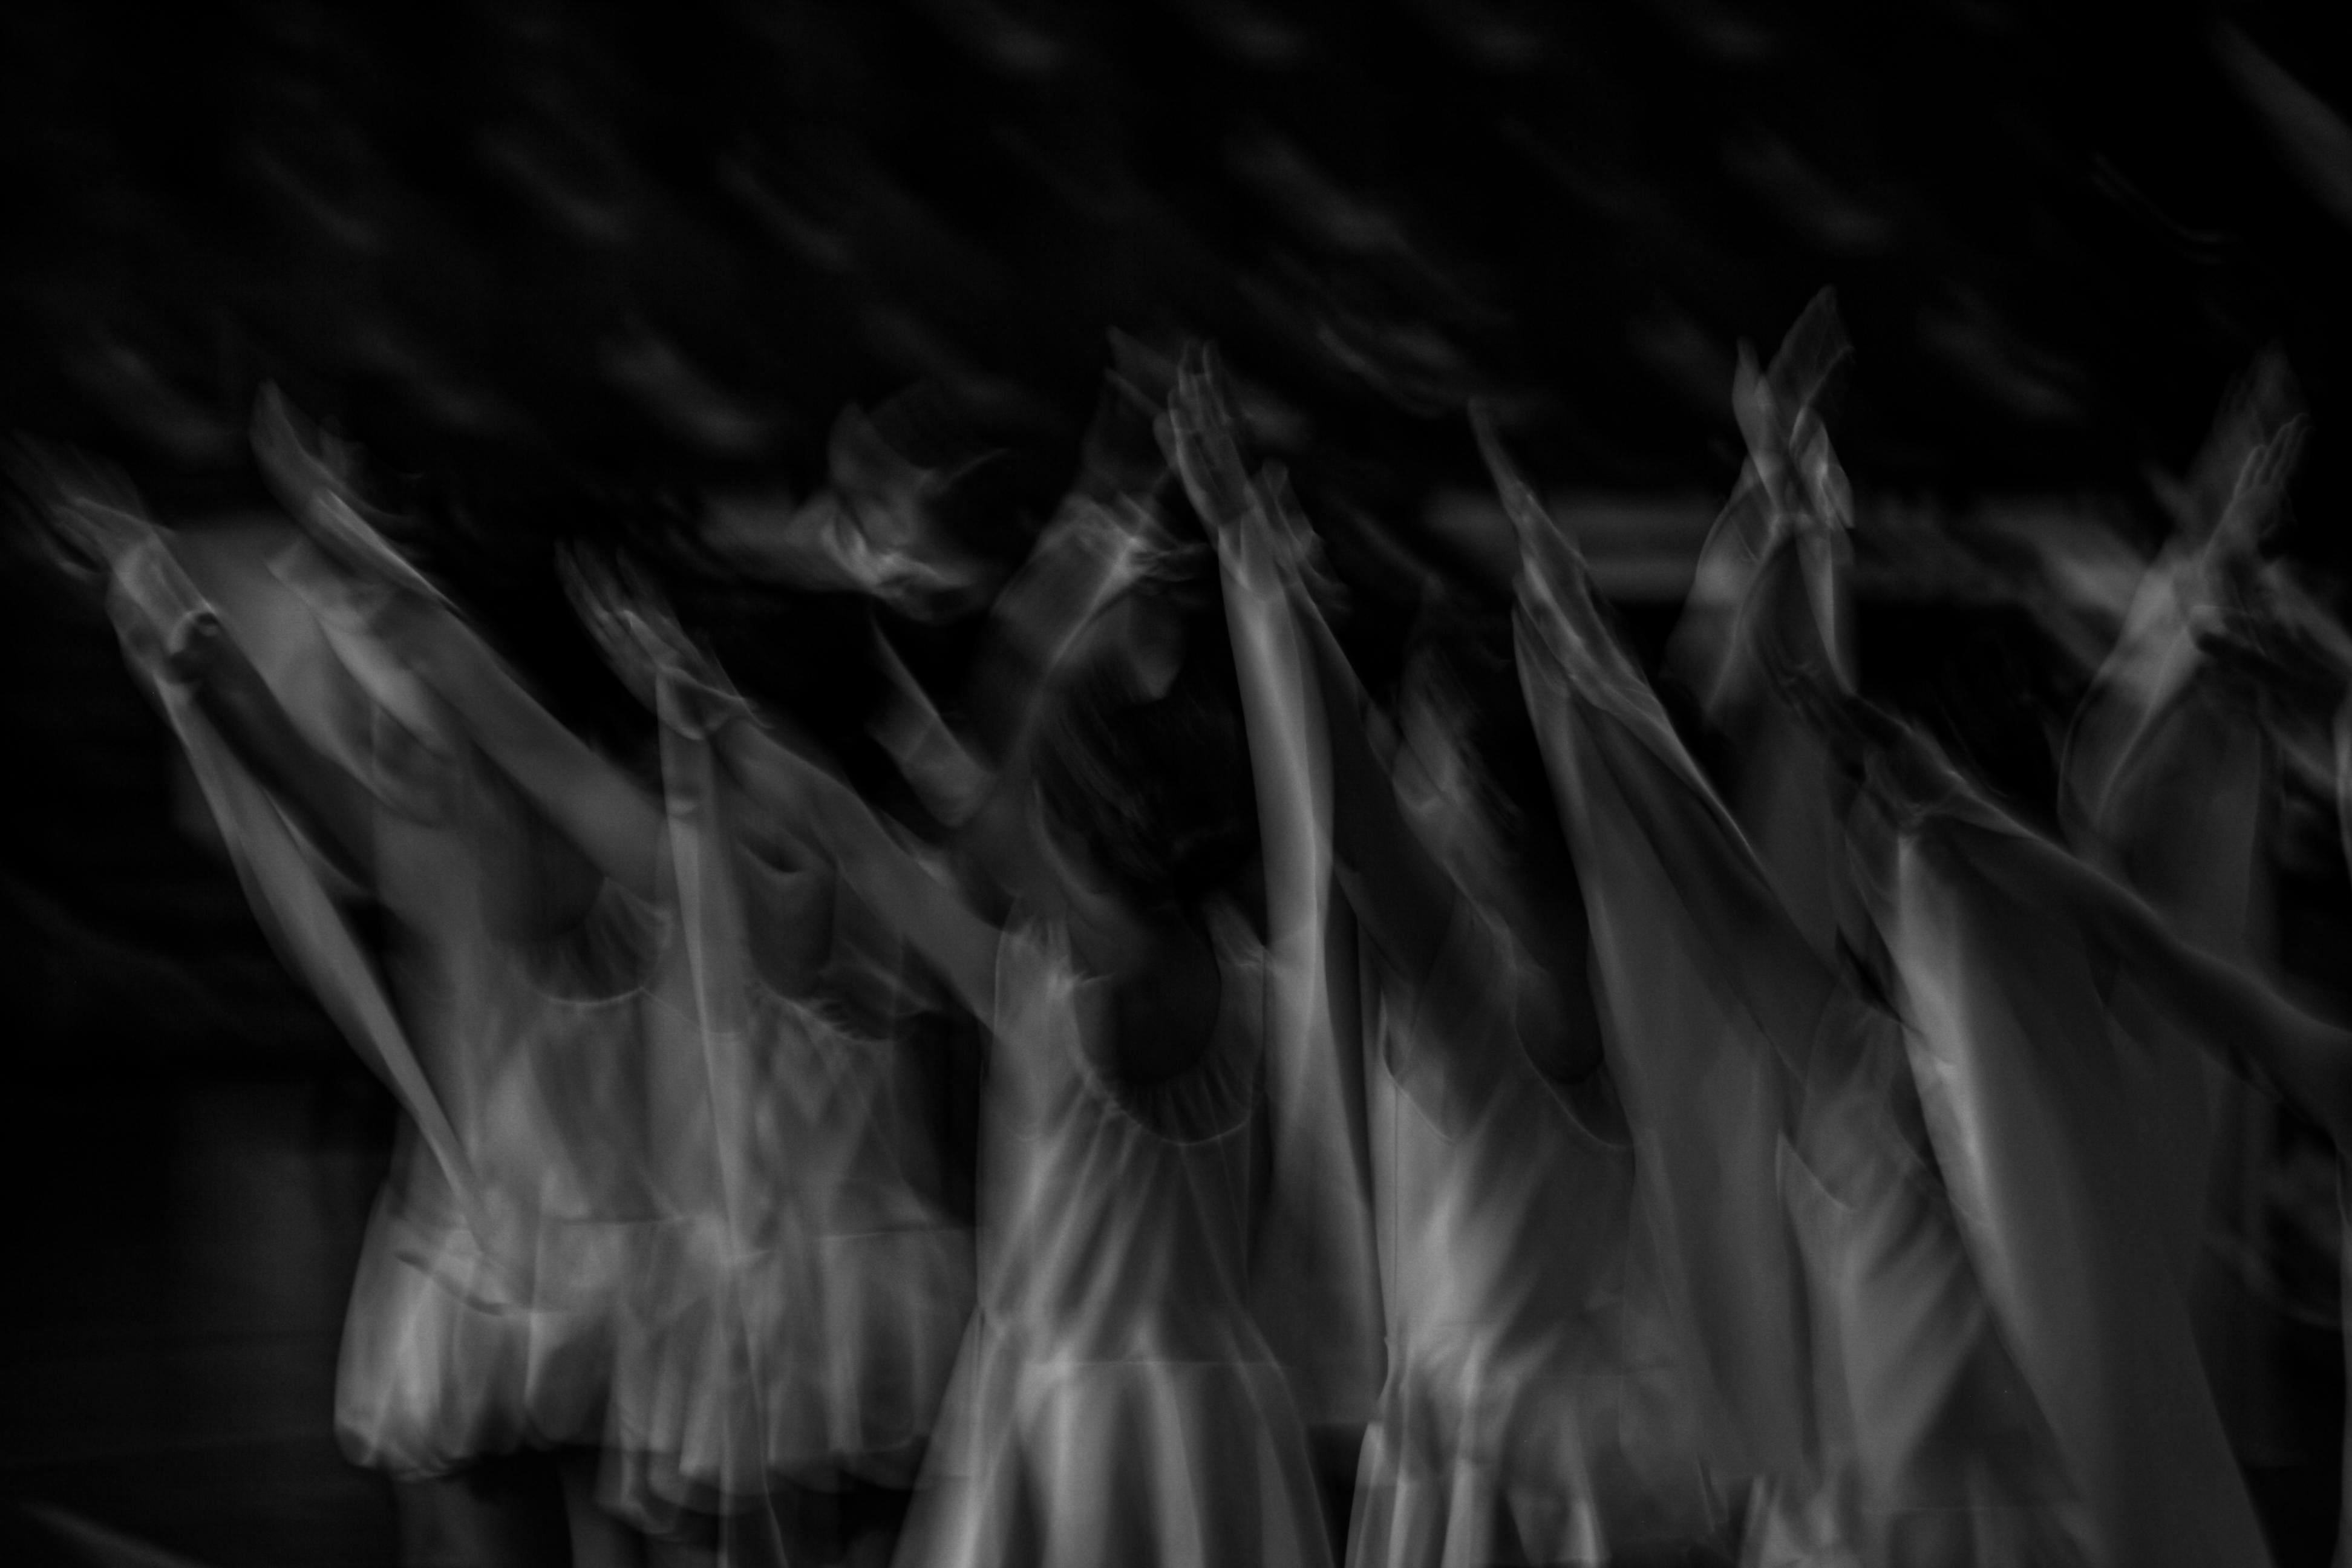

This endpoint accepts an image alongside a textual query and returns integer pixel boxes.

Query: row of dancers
[25,292,2352,1568]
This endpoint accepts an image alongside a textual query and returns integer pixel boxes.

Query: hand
[1731,293,1851,521]
[1159,345,1258,545]
[12,439,157,584]
[252,382,369,523]
[2210,416,2307,562]
[1469,399,1583,592]
[1074,335,1177,500]
[1256,463,1347,618]
[1788,410,1854,537]
[253,385,447,607]
[560,543,741,734]
[2179,349,2300,540]
[558,544,662,708]
[1731,344,1785,492]
[102,531,226,685]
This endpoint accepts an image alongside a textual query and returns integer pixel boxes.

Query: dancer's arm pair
[1163,354,1602,1088]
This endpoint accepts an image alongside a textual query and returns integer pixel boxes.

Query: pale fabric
[2063,589,2335,1492]
[893,913,1331,1568]
[1713,536,2085,1566]
[1515,549,2086,1566]
[1222,529,1385,1433]
[1884,802,2273,1568]
[740,982,972,1481]
[175,551,668,1478]
[339,852,665,1476]
[1349,900,1718,1568]
[111,538,665,1478]
[611,679,971,1528]
[1512,589,1817,1497]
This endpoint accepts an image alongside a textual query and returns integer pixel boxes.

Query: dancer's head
[1031,578,1256,922]
[1397,606,1579,941]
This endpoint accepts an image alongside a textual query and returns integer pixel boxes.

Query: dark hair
[1403,606,1554,849]
[1031,591,1257,916]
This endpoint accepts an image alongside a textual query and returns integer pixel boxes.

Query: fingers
[1468,402,1537,540]
[1731,344,1777,470]
[2213,414,2309,559]
[1157,343,1258,538]
[11,438,157,581]
[1469,402,1579,594]
[557,544,652,694]
[252,382,354,520]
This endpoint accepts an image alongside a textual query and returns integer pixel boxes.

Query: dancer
[1652,304,2105,1563]
[2059,370,2315,1494]
[1488,402,2092,1566]
[34,440,675,1568]
[1847,682,2352,1568]
[1667,291,1869,975]
[564,550,974,1558]
[1170,362,1727,1566]
[658,416,1333,1567]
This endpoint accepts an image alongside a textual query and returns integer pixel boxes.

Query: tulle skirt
[606,1214,776,1527]
[893,1314,1334,1568]
[786,1223,972,1485]
[1350,1327,1722,1568]
[604,1211,972,1528]
[336,1186,645,1477]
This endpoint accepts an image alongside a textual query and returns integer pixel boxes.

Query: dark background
[3,1,2350,1563]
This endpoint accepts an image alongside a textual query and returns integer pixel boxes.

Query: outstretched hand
[1469,399,1586,603]
[2210,416,2307,563]
[13,439,156,584]
[253,385,448,608]
[1160,346,1258,546]
[253,383,367,520]
[13,442,227,681]
[1731,292,1849,474]
[558,543,742,736]
[558,544,665,707]
[1255,462,1347,618]
[1728,293,1853,542]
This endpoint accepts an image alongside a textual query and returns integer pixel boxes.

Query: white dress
[1512,553,2086,1567]
[337,733,667,1477]
[1880,766,2273,1568]
[610,685,972,1529]
[128,531,669,1480]
[1350,900,1717,1568]
[892,910,1333,1568]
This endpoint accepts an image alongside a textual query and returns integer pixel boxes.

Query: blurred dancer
[1849,685,2352,1568]
[1650,302,2102,1564]
[1667,293,1870,973]
[2057,365,2318,1514]
[564,550,974,1561]
[36,439,675,1568]
[661,409,1334,1567]
[1165,362,1725,1567]
[1488,405,2088,1566]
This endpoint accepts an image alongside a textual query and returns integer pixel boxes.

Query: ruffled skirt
[1350,1327,1722,1568]
[336,1186,647,1477]
[603,1211,972,1529]
[893,1315,1333,1568]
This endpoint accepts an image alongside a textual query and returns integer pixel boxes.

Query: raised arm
[257,389,666,902]
[161,604,379,886]
[1480,408,1839,1065]
[307,559,666,903]
[1162,357,1458,1002]
[1925,799,2352,1149]
[42,484,383,887]
[869,624,992,829]
[720,712,1002,1022]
